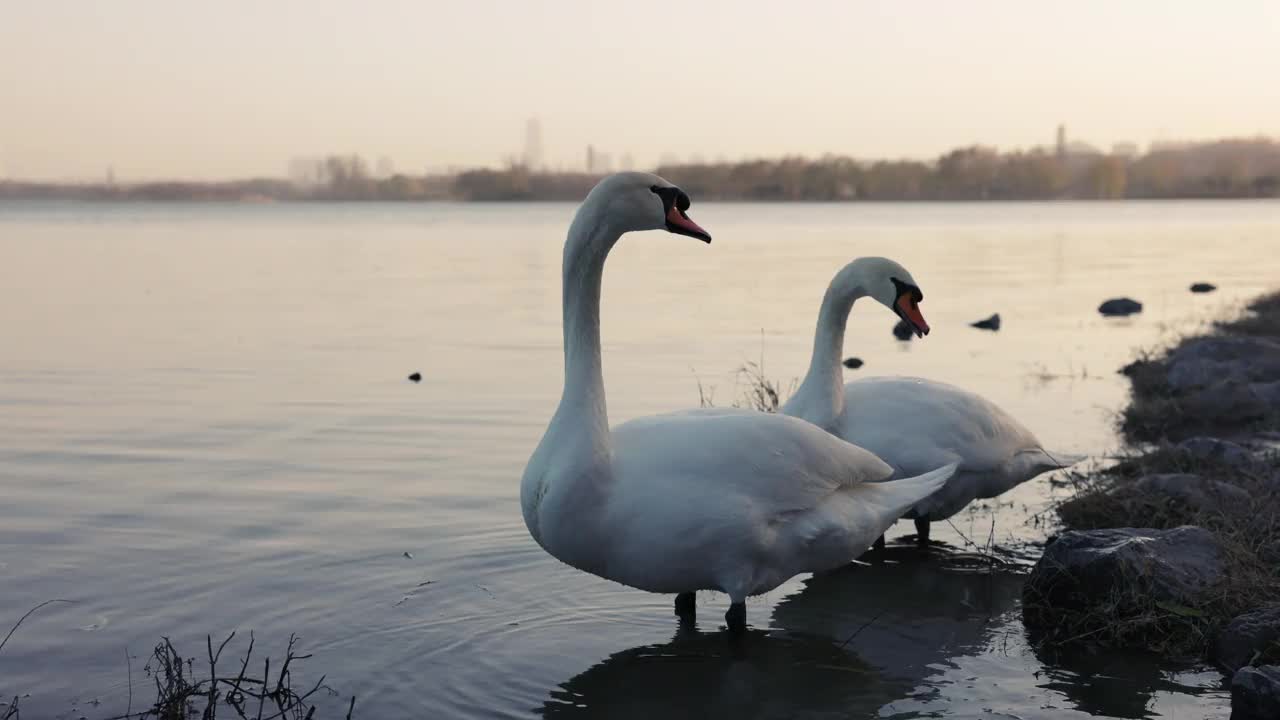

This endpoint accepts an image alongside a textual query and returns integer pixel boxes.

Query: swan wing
[598,408,953,595]
[612,408,894,506]
[837,376,1043,477]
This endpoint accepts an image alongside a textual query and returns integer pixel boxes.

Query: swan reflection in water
[536,624,908,719]
[536,548,1017,719]
[536,549,1224,719]
[772,546,1025,680]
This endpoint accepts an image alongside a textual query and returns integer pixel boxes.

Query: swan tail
[863,462,958,520]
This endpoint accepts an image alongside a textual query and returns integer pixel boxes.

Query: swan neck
[555,203,620,432]
[789,266,867,427]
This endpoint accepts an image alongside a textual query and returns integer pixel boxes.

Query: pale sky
[2,1,1278,180]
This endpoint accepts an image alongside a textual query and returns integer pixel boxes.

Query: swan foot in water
[872,534,886,552]
[914,518,931,546]
[725,602,746,633]
[674,591,696,619]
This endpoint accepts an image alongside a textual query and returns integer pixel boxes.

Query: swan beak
[896,293,930,338]
[665,206,712,243]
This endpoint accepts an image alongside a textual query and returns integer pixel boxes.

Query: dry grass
[1032,447,1280,659]
[0,615,354,720]
[1218,291,1280,337]
[697,359,795,413]
[106,632,354,720]
[1034,288,1280,660]
[1119,292,1280,443]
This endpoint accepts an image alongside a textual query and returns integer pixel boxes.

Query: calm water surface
[3,200,1280,719]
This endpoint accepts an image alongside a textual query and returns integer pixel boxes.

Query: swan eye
[649,185,677,213]
[890,277,923,303]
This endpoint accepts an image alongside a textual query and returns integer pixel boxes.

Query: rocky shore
[1022,291,1280,719]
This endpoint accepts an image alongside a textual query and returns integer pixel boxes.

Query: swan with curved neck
[521,173,957,631]
[781,258,1085,548]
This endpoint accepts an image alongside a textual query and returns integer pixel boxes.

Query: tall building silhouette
[376,156,395,179]
[1056,124,1067,159]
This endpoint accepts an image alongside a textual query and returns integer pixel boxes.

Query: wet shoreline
[1025,290,1280,719]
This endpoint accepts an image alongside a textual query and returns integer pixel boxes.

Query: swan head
[584,172,711,243]
[851,257,929,338]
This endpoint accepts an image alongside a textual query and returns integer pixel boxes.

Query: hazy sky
[3,1,1278,180]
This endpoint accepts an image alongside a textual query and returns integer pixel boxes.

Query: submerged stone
[1231,665,1280,720]
[970,313,1001,331]
[1099,298,1143,317]
[1216,606,1280,672]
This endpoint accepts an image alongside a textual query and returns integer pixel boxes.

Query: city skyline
[3,1,1279,180]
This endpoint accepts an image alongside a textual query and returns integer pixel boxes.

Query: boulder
[1131,473,1249,512]
[1099,298,1143,317]
[1177,437,1255,467]
[1191,282,1218,294]
[1025,526,1223,614]
[842,357,864,369]
[1216,606,1280,672]
[1180,380,1280,427]
[970,313,1001,331]
[1231,665,1280,720]
[1165,336,1280,391]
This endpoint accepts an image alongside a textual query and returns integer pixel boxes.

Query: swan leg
[872,534,886,552]
[914,518,931,546]
[674,591,696,619]
[725,601,746,633]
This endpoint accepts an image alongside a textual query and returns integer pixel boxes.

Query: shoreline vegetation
[0,621,355,720]
[1025,290,1280,717]
[1025,291,1280,655]
[5,137,1280,204]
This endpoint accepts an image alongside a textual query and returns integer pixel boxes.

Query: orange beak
[665,205,711,243]
[896,293,930,337]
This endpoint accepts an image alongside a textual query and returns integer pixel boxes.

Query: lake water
[3,199,1280,719]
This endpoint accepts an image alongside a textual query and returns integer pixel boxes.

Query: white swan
[781,257,1085,547]
[521,174,957,631]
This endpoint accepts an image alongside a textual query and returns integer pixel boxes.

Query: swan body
[521,174,957,628]
[824,376,1083,522]
[781,258,1084,543]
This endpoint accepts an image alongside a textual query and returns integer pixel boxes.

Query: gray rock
[1165,337,1280,391]
[1026,526,1223,612]
[1191,282,1218,294]
[1131,473,1249,512]
[1217,606,1280,672]
[1178,437,1255,467]
[1181,380,1280,426]
[970,313,1001,331]
[1231,665,1280,719]
[1099,298,1143,317]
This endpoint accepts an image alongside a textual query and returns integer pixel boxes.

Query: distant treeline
[656,138,1280,201]
[5,138,1280,203]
